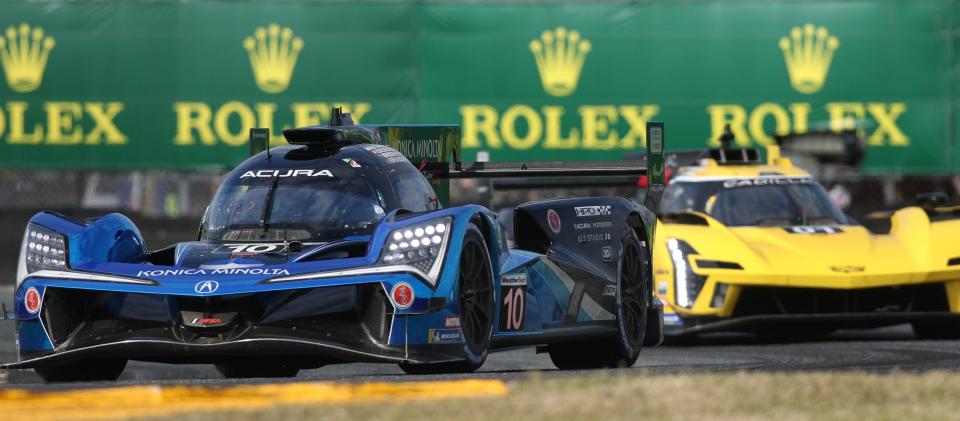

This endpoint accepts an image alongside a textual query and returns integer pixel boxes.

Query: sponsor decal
[218,243,285,254]
[428,328,462,344]
[602,285,617,297]
[243,24,303,94]
[194,280,219,294]
[501,273,528,287]
[546,209,561,234]
[239,169,333,178]
[657,280,669,296]
[391,282,414,309]
[136,268,290,277]
[342,158,362,168]
[722,177,812,188]
[831,265,865,273]
[663,313,682,326]
[577,232,612,244]
[601,246,614,262]
[24,287,41,314]
[574,205,612,217]
[191,317,222,325]
[650,163,665,192]
[394,138,441,160]
[182,311,236,328]
[574,221,613,230]
[444,316,461,329]
[785,226,843,234]
[499,274,527,332]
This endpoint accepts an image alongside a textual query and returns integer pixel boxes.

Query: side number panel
[499,273,527,332]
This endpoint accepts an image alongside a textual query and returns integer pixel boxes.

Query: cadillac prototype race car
[6,109,665,382]
[653,137,960,339]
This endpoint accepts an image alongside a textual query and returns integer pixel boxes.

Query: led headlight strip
[266,217,452,286]
[380,219,449,271]
[24,224,68,272]
[667,238,707,308]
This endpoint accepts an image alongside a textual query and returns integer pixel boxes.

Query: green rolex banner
[0,0,954,174]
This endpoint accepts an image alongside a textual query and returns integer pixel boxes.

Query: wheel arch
[469,211,504,273]
[627,211,654,301]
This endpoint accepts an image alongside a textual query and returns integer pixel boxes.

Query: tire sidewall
[459,223,494,366]
[615,227,648,363]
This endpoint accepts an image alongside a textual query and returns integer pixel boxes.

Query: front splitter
[4,336,465,369]
[664,311,960,337]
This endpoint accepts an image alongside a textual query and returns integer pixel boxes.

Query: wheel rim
[620,242,646,346]
[458,239,492,347]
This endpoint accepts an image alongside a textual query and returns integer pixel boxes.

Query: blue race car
[6,109,665,381]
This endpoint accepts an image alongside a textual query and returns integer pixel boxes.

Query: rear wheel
[400,223,494,375]
[34,359,127,382]
[912,321,960,340]
[215,362,300,379]
[549,229,648,369]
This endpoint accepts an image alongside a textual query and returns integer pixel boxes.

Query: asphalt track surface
[3,321,960,390]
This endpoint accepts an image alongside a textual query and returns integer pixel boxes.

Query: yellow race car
[654,143,960,339]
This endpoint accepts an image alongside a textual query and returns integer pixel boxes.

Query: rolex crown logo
[243,24,303,94]
[529,27,591,97]
[779,23,839,94]
[0,23,55,93]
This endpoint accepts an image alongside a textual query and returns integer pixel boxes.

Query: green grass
[140,370,960,421]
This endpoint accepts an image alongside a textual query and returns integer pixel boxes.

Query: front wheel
[34,359,127,382]
[549,228,648,369]
[401,223,494,375]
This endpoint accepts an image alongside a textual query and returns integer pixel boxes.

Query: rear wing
[775,129,866,167]
[422,121,667,211]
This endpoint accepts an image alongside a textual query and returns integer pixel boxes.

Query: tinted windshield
[659,177,848,227]
[204,177,386,242]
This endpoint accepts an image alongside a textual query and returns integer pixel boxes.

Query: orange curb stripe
[0,379,509,421]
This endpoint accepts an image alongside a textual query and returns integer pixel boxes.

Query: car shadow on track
[663,324,919,347]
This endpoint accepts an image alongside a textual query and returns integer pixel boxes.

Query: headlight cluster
[380,218,451,285]
[667,238,706,308]
[24,224,68,273]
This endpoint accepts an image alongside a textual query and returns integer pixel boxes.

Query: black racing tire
[912,321,960,340]
[34,359,127,382]
[549,227,649,370]
[400,223,494,375]
[215,362,300,379]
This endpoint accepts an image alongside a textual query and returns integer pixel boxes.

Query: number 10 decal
[499,273,528,332]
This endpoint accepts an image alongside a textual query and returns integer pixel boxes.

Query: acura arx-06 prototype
[654,141,960,339]
[6,109,665,381]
